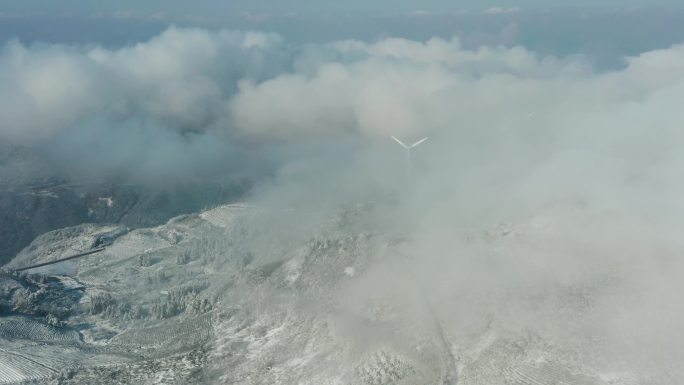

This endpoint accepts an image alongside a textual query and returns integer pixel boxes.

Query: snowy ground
[0,203,679,384]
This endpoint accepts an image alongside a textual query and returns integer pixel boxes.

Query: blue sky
[2,2,684,71]
[1,0,683,14]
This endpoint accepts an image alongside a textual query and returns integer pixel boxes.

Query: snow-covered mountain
[0,145,249,265]
[1,202,672,384]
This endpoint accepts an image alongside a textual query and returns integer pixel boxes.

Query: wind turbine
[391,136,428,176]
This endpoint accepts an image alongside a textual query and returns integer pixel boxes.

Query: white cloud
[229,36,589,139]
[485,6,521,14]
[0,27,286,143]
[2,28,684,205]
[3,27,684,377]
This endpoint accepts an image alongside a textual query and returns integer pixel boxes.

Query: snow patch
[98,197,114,207]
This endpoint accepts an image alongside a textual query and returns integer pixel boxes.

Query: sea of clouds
[3,27,684,379]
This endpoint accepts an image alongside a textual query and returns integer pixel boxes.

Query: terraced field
[112,313,214,348]
[0,350,56,384]
[0,317,80,343]
[505,362,603,385]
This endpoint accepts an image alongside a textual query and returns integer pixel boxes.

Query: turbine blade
[391,136,410,149]
[409,137,428,148]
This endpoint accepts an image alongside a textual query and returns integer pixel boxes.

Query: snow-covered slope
[0,203,672,384]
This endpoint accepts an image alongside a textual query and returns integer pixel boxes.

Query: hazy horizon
[2,4,684,75]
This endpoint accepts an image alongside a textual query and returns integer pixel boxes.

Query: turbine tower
[391,136,428,176]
